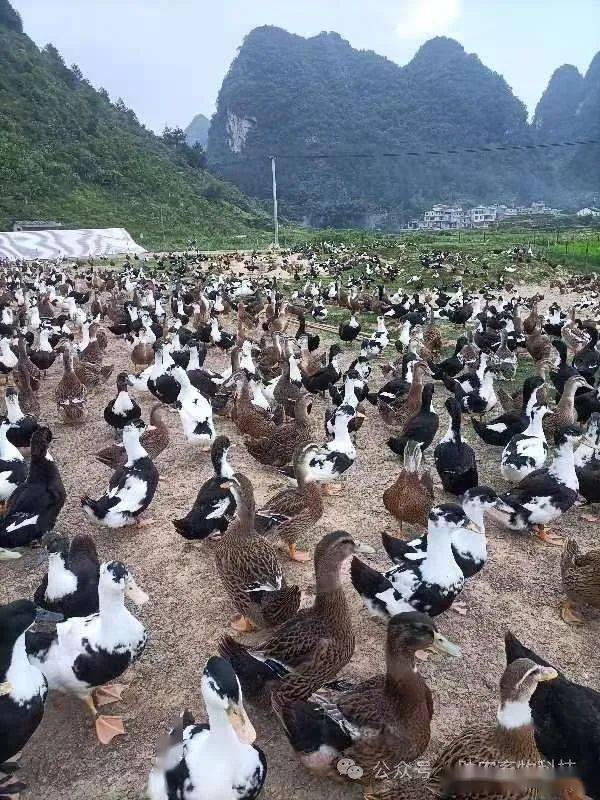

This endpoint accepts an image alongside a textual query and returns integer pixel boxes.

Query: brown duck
[219,530,372,704]
[383,440,434,532]
[95,403,169,469]
[245,394,313,467]
[426,658,557,799]
[13,365,40,417]
[55,346,87,422]
[560,538,600,625]
[378,361,431,428]
[255,443,323,562]
[543,375,590,441]
[79,322,104,365]
[214,474,300,633]
[231,374,278,439]
[274,611,459,784]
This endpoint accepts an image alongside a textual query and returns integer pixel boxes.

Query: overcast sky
[11,0,600,134]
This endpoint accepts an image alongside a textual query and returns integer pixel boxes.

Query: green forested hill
[207,27,599,227]
[0,0,269,248]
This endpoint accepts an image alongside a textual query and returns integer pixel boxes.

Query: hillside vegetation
[207,27,600,228]
[0,0,270,249]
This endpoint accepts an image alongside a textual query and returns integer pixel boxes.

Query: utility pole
[271,156,279,249]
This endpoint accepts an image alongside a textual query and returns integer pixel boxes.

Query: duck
[574,375,600,424]
[95,402,169,470]
[543,375,591,442]
[434,397,477,496]
[245,395,313,467]
[0,601,56,798]
[0,427,66,558]
[274,612,459,784]
[173,435,237,541]
[377,361,431,428]
[294,404,356,493]
[550,338,578,400]
[350,504,477,620]
[81,421,159,528]
[492,328,517,380]
[325,370,366,435]
[302,344,342,395]
[4,386,40,448]
[455,362,498,416]
[573,325,600,381]
[214,474,300,632]
[0,418,27,510]
[505,632,600,799]
[501,402,551,483]
[34,532,100,620]
[28,328,59,375]
[172,365,216,448]
[254,443,324,563]
[26,561,148,744]
[103,371,142,433]
[560,538,600,625]
[14,363,40,417]
[55,345,87,423]
[381,486,499,581]
[338,313,361,343]
[387,382,439,458]
[429,335,468,381]
[496,425,582,546]
[0,337,17,381]
[147,656,266,800]
[219,530,372,704]
[472,375,544,447]
[147,341,181,405]
[426,658,557,798]
[574,413,600,504]
[382,440,434,533]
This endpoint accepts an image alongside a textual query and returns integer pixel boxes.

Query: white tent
[0,227,145,261]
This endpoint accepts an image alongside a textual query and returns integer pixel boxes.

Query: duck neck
[98,585,126,620]
[496,700,537,754]
[124,434,147,465]
[548,441,577,490]
[205,702,238,743]
[525,412,546,438]
[462,500,484,531]
[314,559,348,617]
[441,409,460,444]
[4,632,45,703]
[557,382,578,411]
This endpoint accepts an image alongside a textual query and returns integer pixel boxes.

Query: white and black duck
[0,427,65,560]
[147,656,266,800]
[173,435,237,541]
[501,402,551,483]
[81,421,159,528]
[434,397,477,496]
[575,412,600,503]
[302,344,342,395]
[350,504,476,620]
[0,418,27,509]
[472,375,544,446]
[338,313,361,343]
[4,386,39,448]
[495,424,582,546]
[103,371,142,432]
[33,533,100,619]
[26,561,148,744]
[147,341,181,405]
[172,365,216,448]
[381,486,499,580]
[0,601,60,798]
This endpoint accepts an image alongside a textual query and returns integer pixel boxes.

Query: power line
[210,138,600,168]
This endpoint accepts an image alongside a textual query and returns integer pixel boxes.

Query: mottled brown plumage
[95,403,169,469]
[383,439,434,531]
[427,658,558,800]
[560,538,600,624]
[55,347,87,422]
[245,395,313,466]
[215,473,300,631]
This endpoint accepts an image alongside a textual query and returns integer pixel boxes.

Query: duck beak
[536,666,558,682]
[494,498,514,514]
[465,521,481,533]
[430,631,461,658]
[227,701,256,744]
[125,577,149,607]
[354,541,375,555]
[0,681,13,697]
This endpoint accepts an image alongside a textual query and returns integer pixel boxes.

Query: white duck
[501,403,551,483]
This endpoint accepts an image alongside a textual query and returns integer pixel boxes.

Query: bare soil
[2,283,599,800]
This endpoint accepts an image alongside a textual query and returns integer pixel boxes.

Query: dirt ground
[1,282,599,800]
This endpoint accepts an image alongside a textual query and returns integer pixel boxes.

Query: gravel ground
[1,282,599,800]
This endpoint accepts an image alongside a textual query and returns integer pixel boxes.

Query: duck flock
[0,247,599,800]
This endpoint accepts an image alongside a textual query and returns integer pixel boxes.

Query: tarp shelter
[0,228,146,261]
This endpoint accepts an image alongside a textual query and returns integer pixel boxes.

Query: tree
[187,142,207,169]
[0,0,22,32]
[161,126,187,148]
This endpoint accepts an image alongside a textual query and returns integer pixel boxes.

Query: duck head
[387,611,461,661]
[100,561,148,606]
[201,656,256,744]
[496,658,557,730]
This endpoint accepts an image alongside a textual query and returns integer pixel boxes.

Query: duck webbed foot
[93,683,127,707]
[83,693,126,745]
[230,614,255,633]
[287,543,311,563]
[533,524,564,546]
[560,598,584,625]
